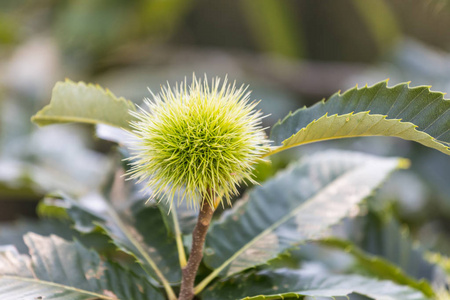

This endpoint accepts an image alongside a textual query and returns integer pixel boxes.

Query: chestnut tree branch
[178,198,215,300]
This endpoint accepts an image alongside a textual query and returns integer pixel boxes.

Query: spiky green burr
[127,75,270,209]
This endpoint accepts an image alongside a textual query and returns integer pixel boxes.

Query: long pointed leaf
[268,81,450,156]
[197,150,405,292]
[0,233,164,300]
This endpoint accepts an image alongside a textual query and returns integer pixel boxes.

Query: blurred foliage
[0,0,449,298]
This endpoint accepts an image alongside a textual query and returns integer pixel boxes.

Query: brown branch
[178,197,215,300]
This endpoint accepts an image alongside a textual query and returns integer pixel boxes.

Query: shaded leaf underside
[0,233,164,300]
[269,81,449,156]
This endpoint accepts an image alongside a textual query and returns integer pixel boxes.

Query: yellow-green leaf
[31,80,137,130]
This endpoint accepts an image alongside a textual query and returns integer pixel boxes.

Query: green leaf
[0,233,164,300]
[318,238,435,298]
[31,80,137,130]
[202,269,428,300]
[360,214,436,283]
[0,218,113,256]
[197,150,404,292]
[39,194,180,294]
[268,81,450,156]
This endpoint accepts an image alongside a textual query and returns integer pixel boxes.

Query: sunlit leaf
[31,80,137,130]
[268,81,450,157]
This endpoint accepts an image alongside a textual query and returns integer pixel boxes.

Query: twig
[178,197,215,300]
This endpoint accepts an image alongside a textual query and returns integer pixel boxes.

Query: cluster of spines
[127,75,270,209]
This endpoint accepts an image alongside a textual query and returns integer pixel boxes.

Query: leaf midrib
[0,275,116,299]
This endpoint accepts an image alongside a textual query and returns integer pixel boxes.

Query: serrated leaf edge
[31,79,136,130]
[264,111,450,158]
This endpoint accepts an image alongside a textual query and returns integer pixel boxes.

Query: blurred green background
[0,0,449,260]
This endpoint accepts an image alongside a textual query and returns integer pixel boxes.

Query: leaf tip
[30,109,48,126]
[30,115,38,124]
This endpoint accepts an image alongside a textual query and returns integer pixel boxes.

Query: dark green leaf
[158,194,198,236]
[269,81,450,156]
[0,218,107,255]
[0,233,164,300]
[39,194,181,285]
[361,215,436,283]
[319,238,434,298]
[118,146,198,236]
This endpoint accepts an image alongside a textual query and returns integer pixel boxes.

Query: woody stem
[178,196,215,300]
